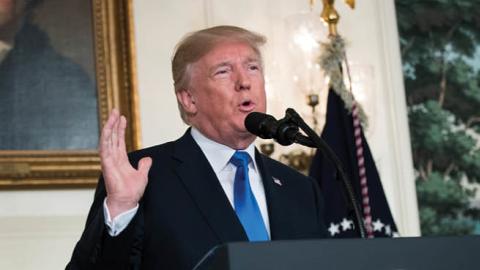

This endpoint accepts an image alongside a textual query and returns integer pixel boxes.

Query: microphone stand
[285,108,367,239]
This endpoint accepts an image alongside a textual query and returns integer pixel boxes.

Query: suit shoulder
[127,141,175,165]
[262,155,314,184]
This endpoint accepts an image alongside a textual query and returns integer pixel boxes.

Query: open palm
[100,109,152,218]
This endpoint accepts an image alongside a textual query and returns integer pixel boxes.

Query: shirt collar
[190,127,258,174]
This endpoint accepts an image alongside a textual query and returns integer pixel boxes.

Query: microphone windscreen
[244,112,278,139]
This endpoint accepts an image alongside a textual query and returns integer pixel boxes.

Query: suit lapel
[171,131,247,243]
[255,150,292,240]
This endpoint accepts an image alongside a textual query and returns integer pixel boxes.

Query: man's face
[181,41,267,149]
[0,0,26,27]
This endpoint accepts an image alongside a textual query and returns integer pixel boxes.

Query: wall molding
[373,0,420,236]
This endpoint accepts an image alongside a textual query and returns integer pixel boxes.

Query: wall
[0,0,420,269]
[0,190,93,269]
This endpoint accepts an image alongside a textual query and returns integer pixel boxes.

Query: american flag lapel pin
[273,177,282,186]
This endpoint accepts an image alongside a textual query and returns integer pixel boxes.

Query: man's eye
[214,68,230,75]
[248,64,260,71]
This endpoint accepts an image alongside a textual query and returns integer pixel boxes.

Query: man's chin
[239,129,256,142]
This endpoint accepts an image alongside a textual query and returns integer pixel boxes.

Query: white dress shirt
[104,128,270,237]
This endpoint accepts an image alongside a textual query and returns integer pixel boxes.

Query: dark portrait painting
[0,0,99,150]
[0,0,138,188]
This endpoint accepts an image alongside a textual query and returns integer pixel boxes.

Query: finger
[101,109,119,141]
[111,111,121,149]
[100,109,119,155]
[138,157,152,180]
[118,115,128,153]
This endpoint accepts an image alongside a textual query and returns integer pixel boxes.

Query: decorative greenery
[395,0,480,235]
[318,35,368,126]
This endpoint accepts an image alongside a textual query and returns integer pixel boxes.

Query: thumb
[138,157,152,178]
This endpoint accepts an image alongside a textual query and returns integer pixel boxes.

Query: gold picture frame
[0,0,140,189]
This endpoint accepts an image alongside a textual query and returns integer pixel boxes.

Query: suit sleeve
[65,176,144,270]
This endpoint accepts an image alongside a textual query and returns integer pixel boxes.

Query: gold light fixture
[260,0,357,173]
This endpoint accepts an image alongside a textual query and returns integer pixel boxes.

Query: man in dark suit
[0,0,98,150]
[67,25,327,270]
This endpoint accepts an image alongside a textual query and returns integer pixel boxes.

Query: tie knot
[230,151,251,168]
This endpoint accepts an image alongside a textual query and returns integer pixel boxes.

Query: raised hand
[100,109,152,218]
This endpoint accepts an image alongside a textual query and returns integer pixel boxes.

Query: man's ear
[176,89,197,114]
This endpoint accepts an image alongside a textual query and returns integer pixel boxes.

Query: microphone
[245,112,315,147]
[246,109,367,238]
[244,112,278,140]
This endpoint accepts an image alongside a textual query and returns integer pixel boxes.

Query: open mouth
[239,99,255,112]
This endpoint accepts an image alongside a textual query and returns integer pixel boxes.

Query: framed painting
[0,0,140,188]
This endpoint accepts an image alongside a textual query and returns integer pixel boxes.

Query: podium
[195,236,480,270]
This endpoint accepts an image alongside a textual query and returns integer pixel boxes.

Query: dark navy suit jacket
[67,130,327,269]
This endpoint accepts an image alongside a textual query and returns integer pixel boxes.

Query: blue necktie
[230,151,269,241]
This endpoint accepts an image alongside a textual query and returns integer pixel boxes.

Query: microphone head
[245,112,278,139]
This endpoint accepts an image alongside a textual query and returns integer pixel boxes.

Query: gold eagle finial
[321,0,355,36]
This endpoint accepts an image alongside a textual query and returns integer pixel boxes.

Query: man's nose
[235,69,251,91]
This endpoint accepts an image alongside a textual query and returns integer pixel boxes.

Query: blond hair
[171,25,266,124]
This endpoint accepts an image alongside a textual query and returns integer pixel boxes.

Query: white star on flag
[340,218,353,231]
[328,222,340,236]
[372,219,385,232]
[384,224,392,236]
